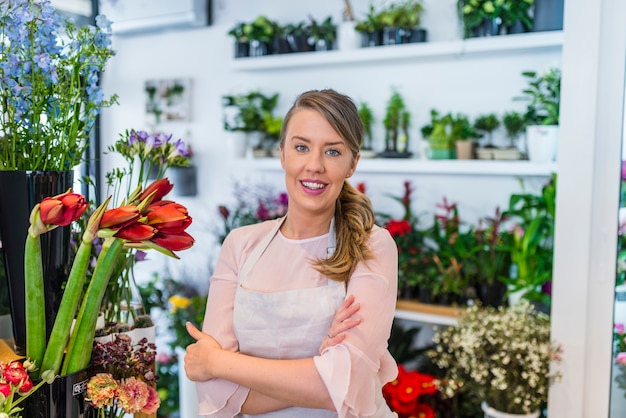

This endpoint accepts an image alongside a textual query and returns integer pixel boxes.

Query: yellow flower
[168,295,192,313]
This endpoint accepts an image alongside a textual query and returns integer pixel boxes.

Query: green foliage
[502,111,526,142]
[383,89,409,152]
[473,113,500,135]
[222,91,280,134]
[457,0,534,38]
[308,15,337,43]
[421,110,479,151]
[358,101,375,150]
[228,16,278,43]
[355,1,425,32]
[518,67,561,126]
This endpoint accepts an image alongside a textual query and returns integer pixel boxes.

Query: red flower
[386,220,412,237]
[100,206,141,229]
[0,382,10,398]
[409,403,435,418]
[356,182,367,194]
[3,361,28,385]
[114,223,157,241]
[218,205,229,220]
[138,178,173,203]
[39,190,87,227]
[147,202,192,233]
[18,377,34,394]
[151,231,195,252]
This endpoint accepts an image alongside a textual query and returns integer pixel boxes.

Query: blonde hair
[281,89,375,283]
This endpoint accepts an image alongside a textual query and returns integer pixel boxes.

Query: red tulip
[138,178,173,204]
[100,206,140,229]
[151,231,195,252]
[114,223,157,242]
[386,219,411,237]
[39,190,87,227]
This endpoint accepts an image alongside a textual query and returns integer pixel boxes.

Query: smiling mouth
[301,181,327,190]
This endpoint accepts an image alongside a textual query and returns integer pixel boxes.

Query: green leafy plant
[222,91,280,135]
[355,4,385,33]
[473,113,500,147]
[358,101,375,151]
[502,111,526,147]
[0,0,118,171]
[422,110,478,152]
[383,89,409,153]
[518,67,562,126]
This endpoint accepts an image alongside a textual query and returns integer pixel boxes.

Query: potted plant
[284,21,314,53]
[429,301,563,417]
[518,67,561,162]
[381,0,427,45]
[228,22,251,58]
[308,15,337,51]
[421,110,455,159]
[222,91,280,157]
[229,15,278,57]
[355,4,385,47]
[496,110,525,160]
[337,0,361,51]
[473,112,500,159]
[357,101,376,156]
[450,113,479,160]
[500,0,534,34]
[381,89,412,158]
[458,0,500,38]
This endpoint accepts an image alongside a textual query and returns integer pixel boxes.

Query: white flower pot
[526,125,559,163]
[337,21,361,51]
[229,131,248,159]
[131,325,156,344]
[481,402,540,418]
[176,346,199,418]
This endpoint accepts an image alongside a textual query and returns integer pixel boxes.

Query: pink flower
[141,384,161,414]
[0,382,11,398]
[86,373,118,408]
[616,352,626,366]
[117,377,149,413]
[616,323,625,335]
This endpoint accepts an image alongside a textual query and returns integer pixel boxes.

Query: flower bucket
[21,368,91,418]
[0,170,74,355]
[481,402,540,418]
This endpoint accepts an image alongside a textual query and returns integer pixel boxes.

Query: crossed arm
[184,295,361,414]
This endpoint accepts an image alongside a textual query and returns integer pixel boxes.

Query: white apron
[232,217,396,418]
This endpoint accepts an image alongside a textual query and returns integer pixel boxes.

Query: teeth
[302,181,325,190]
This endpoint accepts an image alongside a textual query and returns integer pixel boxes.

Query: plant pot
[455,140,475,160]
[233,41,249,58]
[21,368,91,418]
[171,166,197,197]
[481,402,540,418]
[382,27,402,45]
[400,27,427,43]
[0,170,74,355]
[360,30,382,47]
[476,147,495,160]
[272,36,291,54]
[532,0,564,32]
[476,281,508,307]
[429,149,455,160]
[469,18,502,38]
[492,148,522,160]
[249,40,272,57]
[337,21,360,51]
[287,34,314,53]
[129,325,156,344]
[526,125,559,163]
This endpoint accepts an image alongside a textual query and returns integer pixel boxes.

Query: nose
[304,151,324,173]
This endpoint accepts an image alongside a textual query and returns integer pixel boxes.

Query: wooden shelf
[231,31,563,71]
[395,299,462,326]
[241,157,557,177]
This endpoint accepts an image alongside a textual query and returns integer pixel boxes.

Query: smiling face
[280,108,360,221]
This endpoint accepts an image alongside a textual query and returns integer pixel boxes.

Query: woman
[185,89,398,417]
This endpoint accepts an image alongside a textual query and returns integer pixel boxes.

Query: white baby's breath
[428,300,562,414]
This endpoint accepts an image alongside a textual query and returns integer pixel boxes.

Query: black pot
[287,34,315,53]
[0,170,74,355]
[272,36,291,54]
[360,30,382,47]
[172,166,197,197]
[469,17,502,38]
[533,0,564,32]
[476,281,508,307]
[21,368,90,418]
[382,27,401,45]
[249,40,273,57]
[234,41,250,58]
[401,28,428,43]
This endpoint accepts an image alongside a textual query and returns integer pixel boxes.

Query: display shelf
[394,299,461,326]
[231,31,563,71]
[241,157,557,177]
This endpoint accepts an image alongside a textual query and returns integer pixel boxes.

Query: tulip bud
[138,178,173,204]
[39,189,87,227]
[40,369,57,384]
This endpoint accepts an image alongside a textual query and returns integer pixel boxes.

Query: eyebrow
[290,136,346,147]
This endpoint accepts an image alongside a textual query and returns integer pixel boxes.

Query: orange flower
[151,231,195,252]
[38,190,87,227]
[114,223,157,242]
[146,202,192,234]
[100,206,141,229]
[138,178,173,204]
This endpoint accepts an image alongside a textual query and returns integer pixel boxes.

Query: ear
[279,144,285,169]
[346,152,361,178]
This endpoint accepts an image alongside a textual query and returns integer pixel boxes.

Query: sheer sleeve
[196,228,251,416]
[313,226,399,418]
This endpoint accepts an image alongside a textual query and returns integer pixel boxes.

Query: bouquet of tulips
[23,178,194,378]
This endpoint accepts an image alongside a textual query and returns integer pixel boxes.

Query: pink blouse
[196,219,399,417]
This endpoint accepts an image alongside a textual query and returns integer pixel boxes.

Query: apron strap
[238,216,337,286]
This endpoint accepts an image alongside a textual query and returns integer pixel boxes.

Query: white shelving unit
[231,31,563,72]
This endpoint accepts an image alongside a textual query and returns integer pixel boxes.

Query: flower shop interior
[0,0,624,417]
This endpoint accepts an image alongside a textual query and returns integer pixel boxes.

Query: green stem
[61,238,124,375]
[24,233,45,371]
[41,239,93,375]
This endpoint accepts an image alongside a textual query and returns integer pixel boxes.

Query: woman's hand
[184,322,223,381]
[319,294,361,354]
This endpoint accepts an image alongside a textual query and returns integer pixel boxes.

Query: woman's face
[280,108,359,218]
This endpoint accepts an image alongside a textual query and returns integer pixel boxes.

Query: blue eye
[295,144,308,152]
[326,149,341,156]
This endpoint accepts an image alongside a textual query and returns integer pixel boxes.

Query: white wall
[99,0,560,284]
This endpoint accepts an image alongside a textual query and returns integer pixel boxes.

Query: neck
[281,211,334,239]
